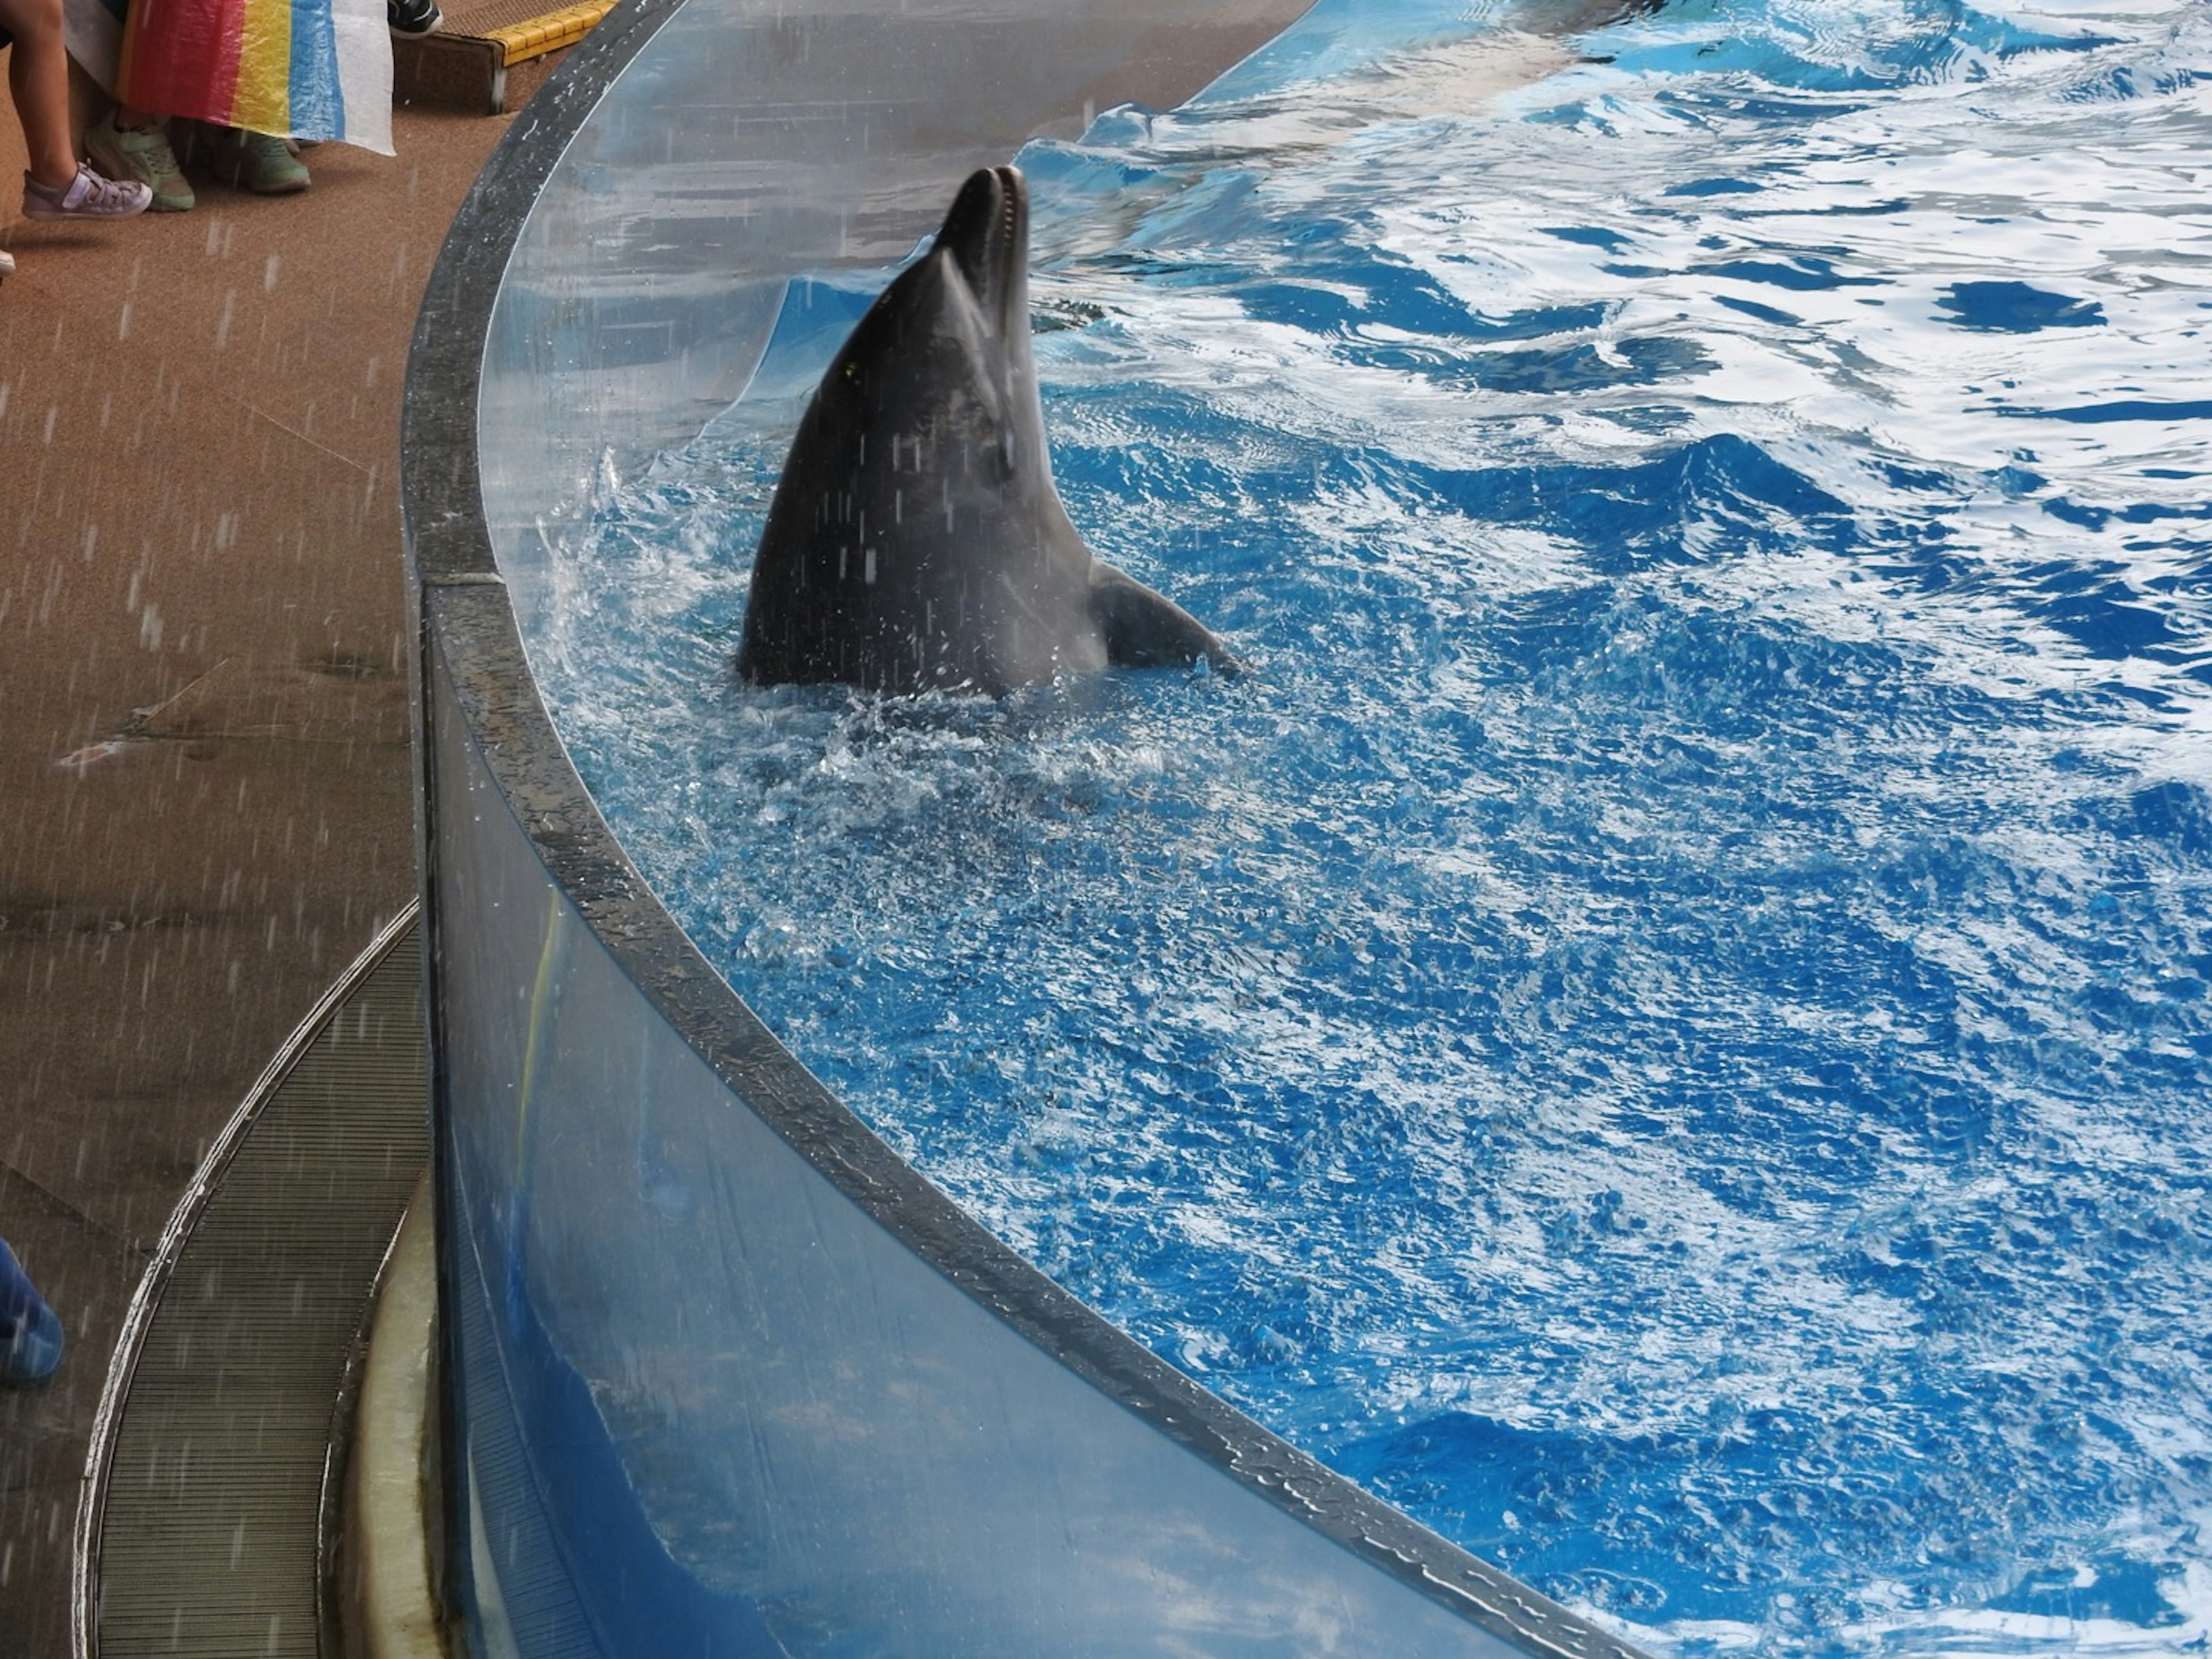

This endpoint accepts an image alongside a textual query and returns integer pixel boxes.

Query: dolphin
[734,165,1245,696]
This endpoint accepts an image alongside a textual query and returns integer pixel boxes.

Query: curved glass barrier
[403,1,1658,1653]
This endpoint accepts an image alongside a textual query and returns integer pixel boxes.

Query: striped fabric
[63,0,392,153]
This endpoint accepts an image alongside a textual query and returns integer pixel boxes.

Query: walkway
[2,81,508,1657]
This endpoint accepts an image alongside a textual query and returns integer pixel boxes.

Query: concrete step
[394,0,616,115]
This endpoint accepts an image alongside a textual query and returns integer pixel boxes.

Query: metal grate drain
[77,908,430,1659]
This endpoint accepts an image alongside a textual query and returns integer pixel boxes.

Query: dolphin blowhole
[734,165,1246,697]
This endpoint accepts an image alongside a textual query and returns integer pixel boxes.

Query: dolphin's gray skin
[735,165,1245,696]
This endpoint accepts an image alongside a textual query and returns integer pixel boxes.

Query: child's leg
[0,0,78,190]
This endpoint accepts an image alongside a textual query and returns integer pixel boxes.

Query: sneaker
[20,163,153,221]
[388,0,442,34]
[0,249,14,279]
[235,131,310,195]
[84,109,194,213]
[1,1239,63,1386]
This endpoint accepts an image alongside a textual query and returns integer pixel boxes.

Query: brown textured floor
[0,78,510,1658]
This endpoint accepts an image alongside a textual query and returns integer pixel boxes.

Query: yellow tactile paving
[483,0,615,65]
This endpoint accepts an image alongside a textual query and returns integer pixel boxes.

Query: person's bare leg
[0,0,79,190]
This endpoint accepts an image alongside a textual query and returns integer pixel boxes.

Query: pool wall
[401,1,1654,1652]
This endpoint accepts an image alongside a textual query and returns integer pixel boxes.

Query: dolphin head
[845,162,1047,497]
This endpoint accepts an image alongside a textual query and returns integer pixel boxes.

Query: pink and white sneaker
[21,164,154,221]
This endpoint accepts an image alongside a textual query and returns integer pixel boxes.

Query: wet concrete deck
[1,91,507,1657]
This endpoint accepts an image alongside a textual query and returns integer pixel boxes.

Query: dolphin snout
[937,165,1029,324]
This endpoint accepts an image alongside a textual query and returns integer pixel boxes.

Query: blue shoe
[1,1239,64,1385]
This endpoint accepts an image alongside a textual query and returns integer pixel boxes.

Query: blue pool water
[533,0,2212,1651]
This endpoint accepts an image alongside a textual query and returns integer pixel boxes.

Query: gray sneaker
[233,132,310,195]
[20,164,153,221]
[84,111,194,213]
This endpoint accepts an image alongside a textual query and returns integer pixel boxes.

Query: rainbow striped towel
[65,0,392,154]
